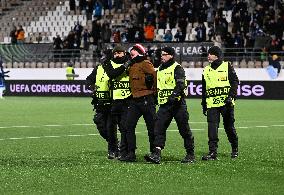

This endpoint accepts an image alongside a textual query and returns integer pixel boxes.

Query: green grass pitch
[0,97,283,194]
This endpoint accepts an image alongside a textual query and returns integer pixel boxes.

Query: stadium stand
[0,0,283,69]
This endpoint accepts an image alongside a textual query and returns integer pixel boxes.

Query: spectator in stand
[69,0,76,12]
[174,27,183,42]
[73,22,83,50]
[86,0,94,20]
[157,8,167,29]
[10,25,17,44]
[146,9,156,27]
[83,28,91,51]
[112,29,121,43]
[208,24,215,41]
[15,25,25,44]
[195,22,207,42]
[114,0,123,11]
[93,0,103,19]
[270,35,281,52]
[101,22,112,43]
[120,28,130,43]
[168,6,178,29]
[269,54,281,76]
[36,32,43,43]
[144,22,155,42]
[91,19,102,45]
[134,24,145,43]
[163,29,173,42]
[79,0,87,12]
[177,17,187,42]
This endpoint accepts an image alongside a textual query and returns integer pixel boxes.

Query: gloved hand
[201,101,207,116]
[167,93,177,104]
[224,96,233,107]
[123,60,133,68]
[145,73,154,89]
[202,105,207,116]
[154,95,158,105]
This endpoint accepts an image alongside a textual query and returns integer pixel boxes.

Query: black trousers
[110,99,129,155]
[207,105,238,153]
[153,99,194,155]
[93,105,118,152]
[125,94,156,152]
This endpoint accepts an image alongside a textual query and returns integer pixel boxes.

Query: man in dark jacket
[120,44,157,162]
[102,45,131,160]
[86,52,118,159]
[201,46,239,160]
[144,47,195,164]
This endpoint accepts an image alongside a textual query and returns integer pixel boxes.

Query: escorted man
[86,50,118,159]
[103,45,131,160]
[201,46,239,160]
[120,44,157,162]
[144,47,195,164]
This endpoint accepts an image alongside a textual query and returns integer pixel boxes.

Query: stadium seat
[24,62,31,68]
[81,61,87,68]
[188,61,195,68]
[247,61,255,68]
[195,61,203,68]
[280,61,284,68]
[232,61,239,68]
[239,60,247,68]
[255,61,262,68]
[42,62,49,68]
[203,61,209,67]
[181,61,189,68]
[4,62,12,68]
[87,61,94,68]
[49,62,55,68]
[74,61,81,68]
[37,62,43,68]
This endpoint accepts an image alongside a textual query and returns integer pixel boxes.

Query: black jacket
[201,59,239,107]
[103,56,128,79]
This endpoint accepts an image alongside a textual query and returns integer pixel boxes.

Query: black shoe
[231,148,238,159]
[119,152,136,162]
[108,151,116,159]
[202,152,217,161]
[144,153,161,164]
[181,154,195,163]
[144,148,161,164]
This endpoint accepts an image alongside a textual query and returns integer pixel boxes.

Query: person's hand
[123,60,133,68]
[201,101,207,116]
[202,105,207,116]
[224,96,233,107]
[167,93,177,104]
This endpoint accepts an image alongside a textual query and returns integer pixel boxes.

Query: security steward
[103,45,131,160]
[144,47,195,164]
[201,46,239,160]
[66,62,75,80]
[120,44,157,162]
[86,53,118,159]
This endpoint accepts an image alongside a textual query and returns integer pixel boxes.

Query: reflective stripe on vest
[95,64,111,102]
[203,61,235,108]
[111,60,131,100]
[157,62,181,105]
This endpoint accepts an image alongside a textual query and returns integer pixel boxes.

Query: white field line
[0,123,283,142]
[0,129,200,141]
